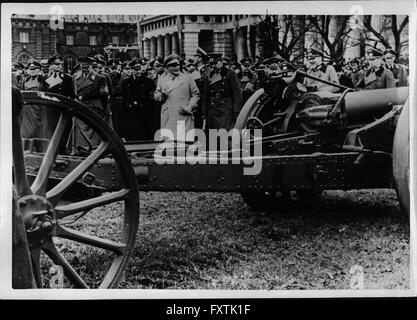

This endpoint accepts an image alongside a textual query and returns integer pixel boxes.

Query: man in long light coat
[154,54,200,141]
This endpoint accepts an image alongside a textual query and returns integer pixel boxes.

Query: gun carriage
[12,69,410,289]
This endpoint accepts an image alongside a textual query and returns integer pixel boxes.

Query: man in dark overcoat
[202,53,242,131]
[73,56,110,150]
[20,60,44,138]
[107,59,124,138]
[357,48,396,90]
[121,58,156,141]
[383,49,408,87]
[40,54,74,140]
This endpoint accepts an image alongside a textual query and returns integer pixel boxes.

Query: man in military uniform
[202,53,242,131]
[121,58,156,141]
[357,48,395,90]
[239,57,258,104]
[303,48,340,93]
[40,54,75,141]
[20,60,44,138]
[383,49,408,87]
[107,59,124,138]
[73,56,110,150]
[192,47,210,129]
[12,62,25,89]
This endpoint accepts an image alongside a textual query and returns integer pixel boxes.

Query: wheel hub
[17,195,56,249]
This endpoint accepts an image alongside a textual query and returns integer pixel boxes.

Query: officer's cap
[366,47,383,58]
[262,57,282,65]
[240,57,253,66]
[107,59,120,67]
[194,47,208,59]
[164,54,181,67]
[13,62,25,70]
[40,59,49,67]
[221,57,230,65]
[307,48,323,58]
[128,58,142,68]
[151,56,164,68]
[48,54,63,65]
[207,52,222,64]
[383,48,396,56]
[231,61,242,69]
[27,60,42,69]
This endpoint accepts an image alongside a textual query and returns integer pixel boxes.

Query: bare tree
[363,15,409,59]
[257,15,311,63]
[307,15,352,64]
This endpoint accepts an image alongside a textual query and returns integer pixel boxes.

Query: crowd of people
[12,44,409,147]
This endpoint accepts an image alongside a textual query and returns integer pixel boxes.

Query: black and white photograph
[1,1,416,300]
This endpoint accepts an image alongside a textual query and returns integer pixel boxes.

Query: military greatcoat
[357,66,396,90]
[202,66,242,131]
[73,70,110,148]
[154,72,200,141]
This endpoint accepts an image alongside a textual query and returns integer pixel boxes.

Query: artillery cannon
[11,69,410,288]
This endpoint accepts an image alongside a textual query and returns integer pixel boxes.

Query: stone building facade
[11,14,141,71]
[12,14,408,68]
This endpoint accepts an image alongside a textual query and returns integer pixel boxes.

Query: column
[143,38,151,60]
[182,31,199,59]
[164,34,172,57]
[236,27,248,61]
[171,32,179,54]
[150,37,157,60]
[157,35,164,58]
[213,31,225,56]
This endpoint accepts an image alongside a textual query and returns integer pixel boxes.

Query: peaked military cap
[221,57,230,65]
[164,54,181,66]
[194,47,208,59]
[262,57,283,65]
[366,47,383,57]
[383,48,396,56]
[128,58,142,67]
[307,48,323,58]
[207,52,222,63]
[240,57,254,66]
[27,60,42,69]
[13,62,25,69]
[48,54,63,65]
[107,59,120,67]
[40,59,49,67]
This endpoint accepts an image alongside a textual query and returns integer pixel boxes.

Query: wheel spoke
[46,141,109,205]
[31,111,71,196]
[30,248,42,288]
[42,240,88,288]
[55,225,127,255]
[55,189,130,219]
[12,113,32,197]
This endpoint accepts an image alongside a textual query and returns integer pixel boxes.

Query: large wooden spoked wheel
[13,90,139,288]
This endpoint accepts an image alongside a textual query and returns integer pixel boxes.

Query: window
[19,31,29,43]
[89,35,97,45]
[66,35,74,45]
[112,35,119,45]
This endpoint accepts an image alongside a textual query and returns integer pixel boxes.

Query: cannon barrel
[344,87,409,123]
[297,87,409,127]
